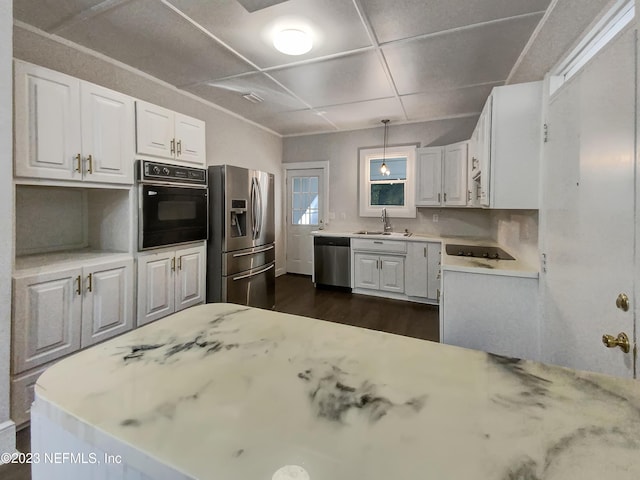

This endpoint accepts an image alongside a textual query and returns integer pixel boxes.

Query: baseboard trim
[0,419,16,460]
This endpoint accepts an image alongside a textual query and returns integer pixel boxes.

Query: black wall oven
[138,161,208,250]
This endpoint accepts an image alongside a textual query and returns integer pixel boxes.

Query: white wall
[283,119,495,238]
[12,24,285,271]
[0,0,16,455]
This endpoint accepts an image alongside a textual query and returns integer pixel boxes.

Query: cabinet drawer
[11,364,50,427]
[351,238,407,254]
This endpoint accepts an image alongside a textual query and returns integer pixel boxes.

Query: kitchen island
[32,303,640,479]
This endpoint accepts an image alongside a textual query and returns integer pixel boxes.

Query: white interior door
[286,168,324,275]
[540,26,636,377]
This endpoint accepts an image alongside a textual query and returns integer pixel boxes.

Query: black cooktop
[445,244,515,260]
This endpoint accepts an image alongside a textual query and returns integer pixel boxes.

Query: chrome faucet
[381,208,391,232]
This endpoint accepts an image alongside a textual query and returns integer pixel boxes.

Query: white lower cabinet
[405,242,441,302]
[441,270,539,361]
[354,253,405,294]
[137,244,206,326]
[11,256,133,426]
[12,257,133,374]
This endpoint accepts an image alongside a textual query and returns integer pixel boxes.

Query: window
[291,175,319,225]
[359,146,416,218]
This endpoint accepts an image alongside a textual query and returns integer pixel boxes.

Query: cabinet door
[380,255,405,293]
[81,259,133,347]
[443,143,468,206]
[137,250,175,326]
[479,97,492,206]
[12,268,82,373]
[405,242,428,298]
[135,100,175,159]
[174,113,206,168]
[354,253,380,290]
[14,61,82,181]
[81,83,135,185]
[415,147,442,206]
[427,243,441,301]
[175,244,206,312]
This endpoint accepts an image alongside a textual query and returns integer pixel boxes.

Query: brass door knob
[602,332,630,353]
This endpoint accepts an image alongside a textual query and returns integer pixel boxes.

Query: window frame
[359,145,416,218]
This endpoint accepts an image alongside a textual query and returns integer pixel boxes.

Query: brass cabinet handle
[423,247,426,257]
[171,257,176,272]
[87,154,93,174]
[444,192,447,202]
[468,190,471,202]
[87,273,93,292]
[438,193,441,203]
[170,138,176,155]
[76,275,82,295]
[178,256,182,270]
[437,288,441,302]
[177,140,182,156]
[75,153,82,173]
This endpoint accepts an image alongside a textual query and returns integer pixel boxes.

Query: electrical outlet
[432,214,439,223]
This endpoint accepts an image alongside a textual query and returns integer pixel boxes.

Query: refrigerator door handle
[250,177,257,240]
[232,245,274,257]
[256,177,263,239]
[232,263,274,281]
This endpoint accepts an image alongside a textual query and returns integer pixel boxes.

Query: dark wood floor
[275,274,440,341]
[0,274,439,480]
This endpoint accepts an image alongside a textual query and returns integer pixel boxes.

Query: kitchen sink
[354,231,412,237]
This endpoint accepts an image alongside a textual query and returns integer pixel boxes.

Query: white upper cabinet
[136,101,206,167]
[80,83,135,184]
[416,147,443,206]
[14,62,82,181]
[480,82,543,208]
[14,61,135,185]
[416,143,468,207]
[174,113,207,168]
[443,142,468,206]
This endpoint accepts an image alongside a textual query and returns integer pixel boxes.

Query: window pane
[309,176,318,193]
[293,210,304,224]
[370,157,407,181]
[310,193,318,209]
[293,177,301,193]
[309,211,319,225]
[293,192,303,209]
[302,177,309,192]
[371,183,405,206]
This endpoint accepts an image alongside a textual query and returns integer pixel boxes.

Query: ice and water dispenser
[230,199,247,238]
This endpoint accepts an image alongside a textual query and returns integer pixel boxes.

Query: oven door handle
[232,245,274,257]
[232,263,274,281]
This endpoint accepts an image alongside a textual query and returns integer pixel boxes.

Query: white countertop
[34,303,640,479]
[312,230,538,278]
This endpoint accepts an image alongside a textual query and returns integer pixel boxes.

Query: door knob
[602,332,630,353]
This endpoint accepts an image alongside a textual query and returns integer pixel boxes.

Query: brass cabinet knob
[602,332,630,353]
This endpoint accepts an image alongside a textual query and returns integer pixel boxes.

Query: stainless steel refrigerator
[207,165,275,309]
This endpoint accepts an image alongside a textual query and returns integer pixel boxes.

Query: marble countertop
[312,230,538,277]
[35,303,640,479]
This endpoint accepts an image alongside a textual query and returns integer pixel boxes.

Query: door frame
[282,161,330,276]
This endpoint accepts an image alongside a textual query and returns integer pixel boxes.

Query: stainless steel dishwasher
[313,236,351,289]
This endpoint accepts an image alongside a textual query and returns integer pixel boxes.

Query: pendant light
[380,119,390,176]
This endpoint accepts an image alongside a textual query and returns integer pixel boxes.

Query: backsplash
[490,210,539,267]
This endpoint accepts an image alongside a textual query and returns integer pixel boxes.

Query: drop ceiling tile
[55,0,255,86]
[321,98,405,131]
[260,109,337,136]
[360,0,551,43]
[269,51,394,108]
[401,83,497,121]
[166,0,371,68]
[384,14,543,95]
[13,0,107,32]
[184,73,308,122]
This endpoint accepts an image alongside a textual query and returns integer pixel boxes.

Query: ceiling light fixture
[380,119,390,176]
[242,92,264,104]
[273,28,312,55]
